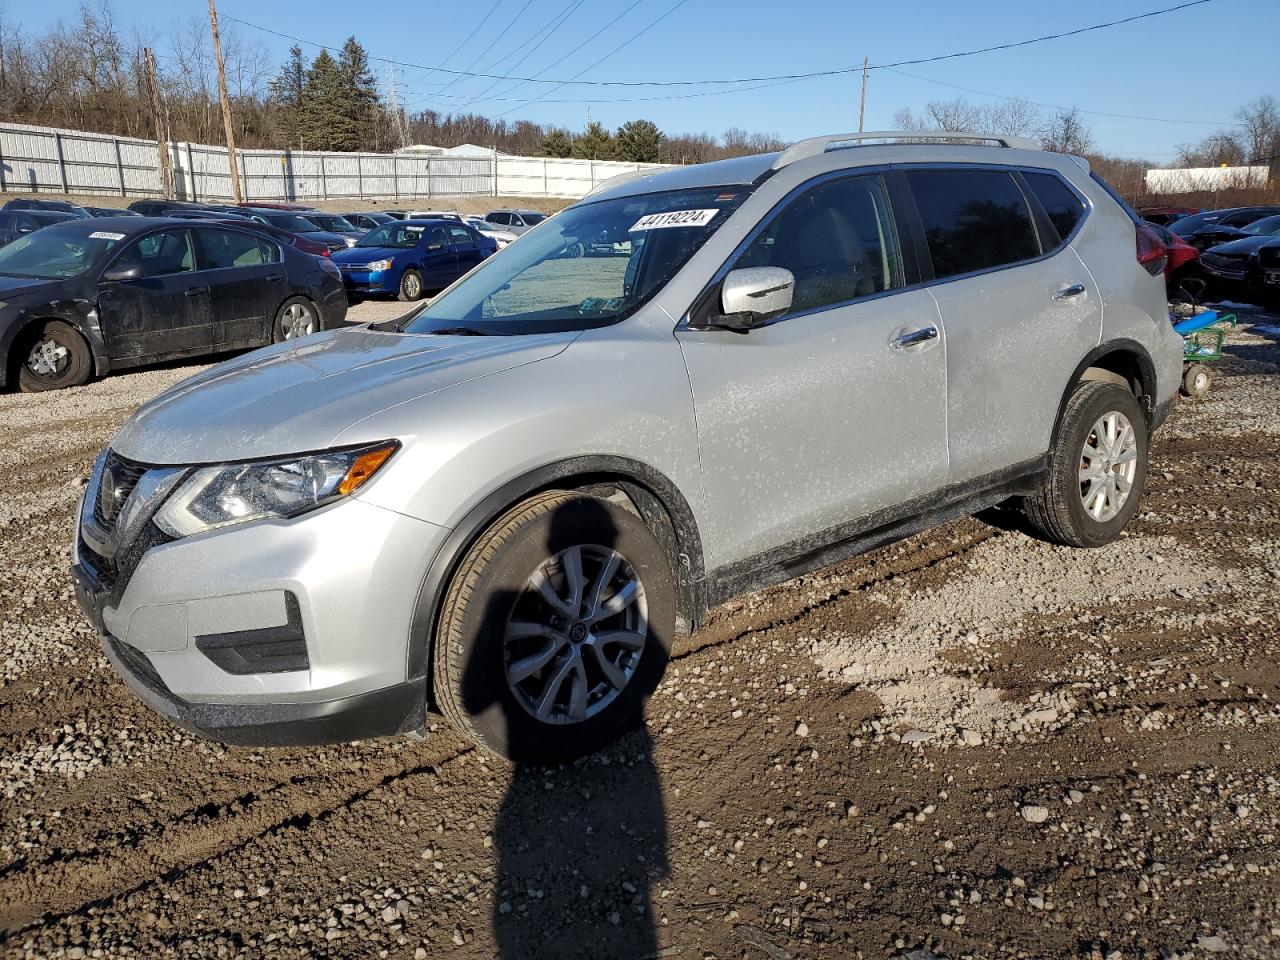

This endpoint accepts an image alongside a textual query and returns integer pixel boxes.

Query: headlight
[344,237,358,247]
[154,441,398,538]
[366,258,395,271]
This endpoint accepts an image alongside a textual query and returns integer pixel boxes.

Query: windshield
[1169,212,1216,236]
[311,214,357,231]
[402,186,751,335]
[356,222,430,248]
[264,213,321,232]
[0,223,124,279]
[1243,216,1280,236]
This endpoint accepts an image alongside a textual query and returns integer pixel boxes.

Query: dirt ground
[2,308,1280,960]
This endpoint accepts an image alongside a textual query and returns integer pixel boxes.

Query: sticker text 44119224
[629,209,719,232]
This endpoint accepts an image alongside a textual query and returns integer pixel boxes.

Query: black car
[1200,234,1280,304]
[83,206,141,218]
[304,212,366,242]
[0,209,80,247]
[166,208,253,221]
[2,197,90,218]
[342,211,396,231]
[0,217,347,391]
[127,199,206,217]
[239,208,354,254]
[1170,206,1280,249]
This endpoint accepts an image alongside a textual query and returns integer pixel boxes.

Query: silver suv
[73,132,1183,762]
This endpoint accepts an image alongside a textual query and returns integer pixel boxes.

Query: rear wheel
[16,320,92,392]
[1181,363,1212,398]
[1021,381,1148,548]
[398,268,424,301]
[432,491,675,763]
[273,297,318,343]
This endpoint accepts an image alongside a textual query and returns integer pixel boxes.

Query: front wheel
[397,268,424,301]
[17,320,93,392]
[1021,381,1149,548]
[432,491,675,763]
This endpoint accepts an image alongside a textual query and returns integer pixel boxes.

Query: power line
[493,0,694,118]
[407,1,504,89]
[431,0,536,101]
[883,67,1232,126]
[223,0,1214,90]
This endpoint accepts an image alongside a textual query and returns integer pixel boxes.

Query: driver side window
[734,174,904,316]
[115,229,196,279]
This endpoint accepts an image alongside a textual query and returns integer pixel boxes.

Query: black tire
[433,491,675,763]
[16,320,92,392]
[1181,363,1212,398]
[1021,381,1149,548]
[272,297,319,343]
[397,268,424,301]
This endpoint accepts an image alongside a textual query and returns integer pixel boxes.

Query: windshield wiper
[425,326,490,336]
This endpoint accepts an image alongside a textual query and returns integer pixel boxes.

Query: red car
[1147,222,1199,291]
[236,201,318,213]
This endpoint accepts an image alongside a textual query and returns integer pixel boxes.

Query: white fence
[0,122,666,202]
[1144,165,1270,194]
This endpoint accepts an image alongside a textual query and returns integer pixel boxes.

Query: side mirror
[699,267,795,332]
[101,263,142,282]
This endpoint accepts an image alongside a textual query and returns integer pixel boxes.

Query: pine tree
[571,121,616,160]
[539,129,572,158]
[337,37,380,152]
[268,45,307,149]
[299,50,347,151]
[615,119,665,163]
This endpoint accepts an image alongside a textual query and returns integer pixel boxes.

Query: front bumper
[339,267,395,295]
[73,464,450,746]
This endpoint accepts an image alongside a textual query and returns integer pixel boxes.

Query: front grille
[93,451,148,530]
[1260,245,1280,270]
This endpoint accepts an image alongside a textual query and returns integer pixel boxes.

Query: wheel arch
[1056,339,1157,441]
[407,455,706,692]
[1,310,105,387]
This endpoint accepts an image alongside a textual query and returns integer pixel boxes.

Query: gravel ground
[1,308,1280,959]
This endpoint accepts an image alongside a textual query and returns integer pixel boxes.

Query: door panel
[676,172,949,569]
[447,224,482,277]
[97,229,211,360]
[196,229,286,346]
[419,227,458,289]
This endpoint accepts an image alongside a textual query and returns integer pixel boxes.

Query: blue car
[331,219,498,301]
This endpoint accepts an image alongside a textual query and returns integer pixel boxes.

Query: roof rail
[771,131,1042,170]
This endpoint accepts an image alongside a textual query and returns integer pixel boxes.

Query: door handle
[264,273,282,281]
[890,326,939,350]
[184,286,210,297]
[1052,282,1087,302]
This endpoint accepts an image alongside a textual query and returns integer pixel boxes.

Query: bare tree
[1235,95,1280,161]
[1040,107,1094,155]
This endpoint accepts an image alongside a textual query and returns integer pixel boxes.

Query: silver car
[73,132,1183,762]
[483,208,548,236]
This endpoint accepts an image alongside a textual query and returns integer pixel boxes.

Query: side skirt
[700,456,1047,611]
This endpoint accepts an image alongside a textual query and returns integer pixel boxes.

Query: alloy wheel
[504,544,648,725]
[1078,410,1139,522]
[281,303,315,339]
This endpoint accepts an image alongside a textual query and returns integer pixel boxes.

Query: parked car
[1146,222,1200,291]
[73,132,1182,762]
[238,208,354,253]
[84,206,141,218]
[464,216,517,248]
[1186,213,1280,249]
[483,208,547,235]
[0,217,346,391]
[330,219,497,300]
[303,213,366,242]
[381,209,408,220]
[165,209,253,221]
[1198,232,1280,302]
[2,197,90,218]
[0,209,80,247]
[1169,206,1280,249]
[1256,241,1280,307]
[235,201,317,212]
[127,199,206,217]
[343,211,397,232]
[406,209,463,222]
[1139,205,1199,226]
[216,219,333,258]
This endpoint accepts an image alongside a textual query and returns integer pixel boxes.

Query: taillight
[1136,223,1168,276]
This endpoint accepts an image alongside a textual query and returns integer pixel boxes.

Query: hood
[0,275,66,299]
[298,229,350,245]
[111,326,577,464]
[1203,236,1275,257]
[332,245,405,264]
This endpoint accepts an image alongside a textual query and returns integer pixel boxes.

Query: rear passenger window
[200,229,279,269]
[906,169,1040,280]
[735,174,904,314]
[1024,172,1086,241]
[447,225,474,247]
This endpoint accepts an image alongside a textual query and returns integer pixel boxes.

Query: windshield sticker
[629,209,719,232]
[404,225,424,232]
[89,231,125,241]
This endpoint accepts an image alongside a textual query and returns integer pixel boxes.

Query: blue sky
[16,0,1278,161]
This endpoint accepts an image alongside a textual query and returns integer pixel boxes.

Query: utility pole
[858,56,869,133]
[207,0,242,204]
[386,65,409,150]
[144,48,174,200]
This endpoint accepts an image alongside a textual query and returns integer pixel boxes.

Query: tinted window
[200,229,279,269]
[1024,172,1086,242]
[447,224,474,247]
[16,214,39,231]
[735,173,904,314]
[115,229,195,278]
[521,213,546,225]
[487,212,510,225]
[907,169,1040,279]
